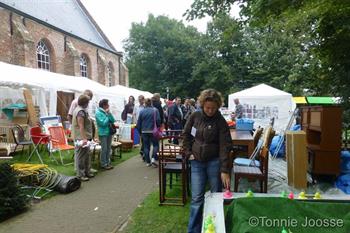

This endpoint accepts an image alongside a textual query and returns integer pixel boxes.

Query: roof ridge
[76,0,118,53]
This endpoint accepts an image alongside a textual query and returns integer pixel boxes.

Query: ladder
[272,107,299,160]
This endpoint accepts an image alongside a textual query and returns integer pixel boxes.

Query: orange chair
[48,126,75,165]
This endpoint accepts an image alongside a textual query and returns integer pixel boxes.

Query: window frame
[36,40,50,71]
[80,55,88,78]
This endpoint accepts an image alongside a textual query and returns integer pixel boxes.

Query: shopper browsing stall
[183,89,232,233]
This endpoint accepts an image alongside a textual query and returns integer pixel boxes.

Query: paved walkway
[0,156,159,233]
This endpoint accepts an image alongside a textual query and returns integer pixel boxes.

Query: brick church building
[0,0,128,87]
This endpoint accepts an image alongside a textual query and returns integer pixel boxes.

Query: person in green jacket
[95,99,116,170]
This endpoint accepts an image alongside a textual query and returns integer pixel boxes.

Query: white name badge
[191,127,197,137]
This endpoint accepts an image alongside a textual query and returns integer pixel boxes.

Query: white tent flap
[0,62,125,120]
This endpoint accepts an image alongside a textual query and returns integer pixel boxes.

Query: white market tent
[108,85,153,103]
[0,61,125,121]
[228,84,295,132]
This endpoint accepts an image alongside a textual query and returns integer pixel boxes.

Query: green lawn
[7,147,139,199]
[124,186,190,233]
[8,147,192,232]
[9,146,139,175]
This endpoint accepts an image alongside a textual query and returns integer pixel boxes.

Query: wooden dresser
[301,106,342,177]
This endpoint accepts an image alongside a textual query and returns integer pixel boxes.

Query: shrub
[0,163,29,221]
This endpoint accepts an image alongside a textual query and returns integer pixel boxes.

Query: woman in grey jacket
[183,89,232,233]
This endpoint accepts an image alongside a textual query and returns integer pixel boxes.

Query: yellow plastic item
[313,192,322,199]
[298,192,307,199]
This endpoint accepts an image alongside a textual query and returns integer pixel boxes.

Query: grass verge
[123,182,190,233]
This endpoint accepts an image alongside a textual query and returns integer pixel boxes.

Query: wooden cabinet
[300,106,342,176]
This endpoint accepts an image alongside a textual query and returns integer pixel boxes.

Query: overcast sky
[80,0,240,53]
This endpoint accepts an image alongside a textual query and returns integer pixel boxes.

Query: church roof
[0,0,120,55]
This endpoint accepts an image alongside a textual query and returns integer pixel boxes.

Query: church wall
[0,7,127,86]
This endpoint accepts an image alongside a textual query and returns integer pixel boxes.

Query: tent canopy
[108,85,153,103]
[228,84,295,132]
[231,84,291,97]
[0,62,125,120]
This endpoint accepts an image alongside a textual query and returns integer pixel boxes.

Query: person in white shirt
[133,95,145,160]
[133,95,145,124]
[68,90,93,124]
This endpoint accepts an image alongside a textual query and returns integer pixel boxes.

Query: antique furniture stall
[301,106,342,177]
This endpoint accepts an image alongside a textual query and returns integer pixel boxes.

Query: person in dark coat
[121,95,135,123]
[168,97,183,144]
[183,89,232,233]
[151,93,164,127]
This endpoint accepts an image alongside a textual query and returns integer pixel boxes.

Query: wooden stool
[111,141,122,159]
[119,139,133,152]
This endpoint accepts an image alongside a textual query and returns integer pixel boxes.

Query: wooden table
[230,129,254,156]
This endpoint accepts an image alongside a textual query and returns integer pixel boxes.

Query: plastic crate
[236,119,254,131]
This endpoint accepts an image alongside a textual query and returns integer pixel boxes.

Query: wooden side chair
[253,127,264,148]
[158,135,188,206]
[233,146,269,193]
[234,126,275,167]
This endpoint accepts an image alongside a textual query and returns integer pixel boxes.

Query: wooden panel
[57,91,75,122]
[23,89,38,126]
[302,109,308,124]
[286,131,307,189]
[308,149,340,175]
[309,111,321,127]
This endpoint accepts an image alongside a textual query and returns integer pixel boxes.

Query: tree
[186,0,350,112]
[124,14,204,99]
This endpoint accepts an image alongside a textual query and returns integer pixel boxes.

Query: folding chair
[48,126,75,165]
[27,126,57,164]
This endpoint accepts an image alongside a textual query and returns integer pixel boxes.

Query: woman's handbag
[109,123,117,135]
[152,110,162,140]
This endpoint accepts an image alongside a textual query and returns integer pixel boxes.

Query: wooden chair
[48,126,75,165]
[158,135,188,206]
[234,126,275,167]
[234,146,269,193]
[253,127,264,148]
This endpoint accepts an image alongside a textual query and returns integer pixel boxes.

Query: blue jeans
[99,135,112,167]
[188,158,222,233]
[142,133,159,164]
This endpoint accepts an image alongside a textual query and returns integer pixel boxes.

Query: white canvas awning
[0,62,125,120]
[108,85,153,103]
[228,84,295,132]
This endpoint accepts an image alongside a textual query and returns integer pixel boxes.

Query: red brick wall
[0,8,127,86]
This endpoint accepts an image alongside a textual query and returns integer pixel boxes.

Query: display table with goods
[203,192,350,233]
